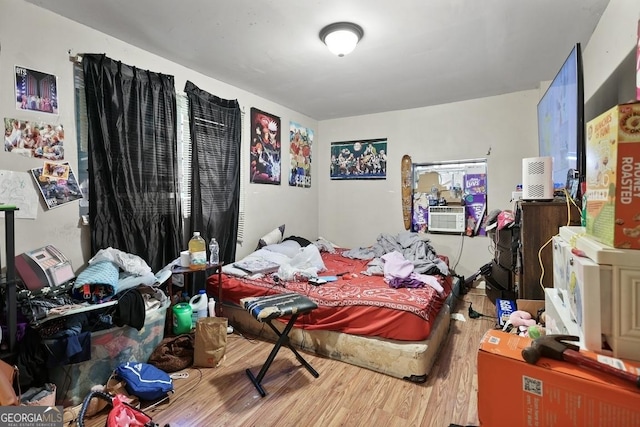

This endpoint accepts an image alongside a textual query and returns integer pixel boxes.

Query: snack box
[585,102,640,249]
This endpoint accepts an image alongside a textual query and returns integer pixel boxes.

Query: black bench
[241,292,319,397]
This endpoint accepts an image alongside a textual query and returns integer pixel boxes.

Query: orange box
[477,330,640,427]
[585,102,640,249]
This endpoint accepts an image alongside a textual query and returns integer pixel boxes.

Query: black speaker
[485,262,517,304]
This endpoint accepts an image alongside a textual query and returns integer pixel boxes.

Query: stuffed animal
[502,310,537,332]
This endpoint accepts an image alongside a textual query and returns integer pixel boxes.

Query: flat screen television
[537,43,585,198]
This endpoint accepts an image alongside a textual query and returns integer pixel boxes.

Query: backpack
[115,362,173,401]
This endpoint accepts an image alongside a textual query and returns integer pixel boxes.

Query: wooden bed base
[225,277,460,382]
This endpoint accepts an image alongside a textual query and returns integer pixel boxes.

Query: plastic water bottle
[209,237,219,265]
[208,297,216,317]
[189,289,208,328]
[189,231,206,270]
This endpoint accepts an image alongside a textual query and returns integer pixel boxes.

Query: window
[75,70,246,243]
[412,158,488,235]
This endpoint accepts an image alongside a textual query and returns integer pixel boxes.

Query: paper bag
[193,317,227,368]
[0,359,19,406]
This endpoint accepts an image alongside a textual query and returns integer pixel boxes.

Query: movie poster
[15,66,59,115]
[289,122,313,188]
[250,108,281,185]
[31,162,83,209]
[4,117,64,159]
[330,138,387,180]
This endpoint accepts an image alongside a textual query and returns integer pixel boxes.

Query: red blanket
[207,251,452,341]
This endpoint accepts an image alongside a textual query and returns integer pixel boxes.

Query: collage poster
[4,117,65,160]
[15,66,59,115]
[250,108,281,185]
[289,122,313,188]
[31,161,83,209]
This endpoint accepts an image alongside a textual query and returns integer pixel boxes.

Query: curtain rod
[69,53,83,63]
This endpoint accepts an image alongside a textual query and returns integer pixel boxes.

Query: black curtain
[83,54,182,272]
[185,81,241,264]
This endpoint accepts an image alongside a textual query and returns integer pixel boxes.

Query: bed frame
[225,277,460,382]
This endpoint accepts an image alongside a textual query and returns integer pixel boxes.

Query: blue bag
[115,362,173,401]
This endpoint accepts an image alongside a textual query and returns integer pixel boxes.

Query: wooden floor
[75,287,495,427]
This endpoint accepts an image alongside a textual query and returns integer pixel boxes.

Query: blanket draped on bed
[342,232,449,276]
[227,251,450,323]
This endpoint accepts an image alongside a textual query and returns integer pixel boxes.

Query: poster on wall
[4,117,64,159]
[330,138,387,180]
[31,162,83,209]
[15,66,59,115]
[289,121,313,188]
[0,170,39,219]
[250,108,281,185]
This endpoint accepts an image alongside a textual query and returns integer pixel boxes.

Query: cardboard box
[478,330,640,427]
[496,299,545,329]
[416,172,441,194]
[585,102,640,249]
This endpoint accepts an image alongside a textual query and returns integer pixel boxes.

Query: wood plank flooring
[74,287,495,427]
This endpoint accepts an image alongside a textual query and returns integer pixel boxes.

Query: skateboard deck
[401,155,412,230]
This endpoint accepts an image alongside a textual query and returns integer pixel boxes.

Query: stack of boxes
[479,102,640,425]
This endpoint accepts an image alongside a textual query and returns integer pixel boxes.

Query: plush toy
[502,310,537,334]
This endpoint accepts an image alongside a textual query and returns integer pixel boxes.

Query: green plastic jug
[172,302,192,334]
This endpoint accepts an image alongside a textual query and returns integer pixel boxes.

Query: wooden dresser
[515,200,580,300]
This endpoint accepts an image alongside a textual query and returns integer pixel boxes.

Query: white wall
[1,0,636,280]
[318,90,539,277]
[316,0,640,278]
[0,0,319,272]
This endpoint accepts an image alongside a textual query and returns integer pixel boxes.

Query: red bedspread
[206,251,452,341]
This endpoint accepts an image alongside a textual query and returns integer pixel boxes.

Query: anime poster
[330,138,387,180]
[31,162,83,209]
[15,66,59,115]
[4,117,64,159]
[289,122,313,188]
[250,108,281,185]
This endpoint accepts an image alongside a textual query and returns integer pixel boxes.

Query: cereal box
[585,102,640,249]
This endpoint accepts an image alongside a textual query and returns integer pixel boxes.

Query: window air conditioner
[428,206,466,233]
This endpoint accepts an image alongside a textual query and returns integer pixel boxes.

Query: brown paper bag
[193,317,228,368]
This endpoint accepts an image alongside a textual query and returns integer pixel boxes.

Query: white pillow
[256,224,285,249]
[262,240,302,258]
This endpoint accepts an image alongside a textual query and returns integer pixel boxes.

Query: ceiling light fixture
[319,22,364,57]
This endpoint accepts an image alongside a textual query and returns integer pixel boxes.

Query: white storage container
[549,226,640,361]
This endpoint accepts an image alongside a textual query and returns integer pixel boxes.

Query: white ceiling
[25,0,610,120]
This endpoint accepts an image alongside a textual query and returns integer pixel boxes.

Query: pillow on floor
[256,224,285,250]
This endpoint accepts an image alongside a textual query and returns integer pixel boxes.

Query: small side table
[168,262,223,317]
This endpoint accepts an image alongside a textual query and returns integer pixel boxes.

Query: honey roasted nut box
[585,102,640,249]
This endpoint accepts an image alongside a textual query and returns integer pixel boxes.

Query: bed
[206,232,460,382]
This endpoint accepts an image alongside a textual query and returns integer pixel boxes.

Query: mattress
[207,251,452,341]
[221,298,452,382]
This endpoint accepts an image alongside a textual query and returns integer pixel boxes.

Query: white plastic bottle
[209,237,219,265]
[189,289,208,328]
[208,297,216,317]
[188,231,206,270]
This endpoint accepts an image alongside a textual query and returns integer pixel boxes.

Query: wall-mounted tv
[537,43,585,197]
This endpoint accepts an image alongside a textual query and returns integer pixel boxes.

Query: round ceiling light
[319,22,364,57]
